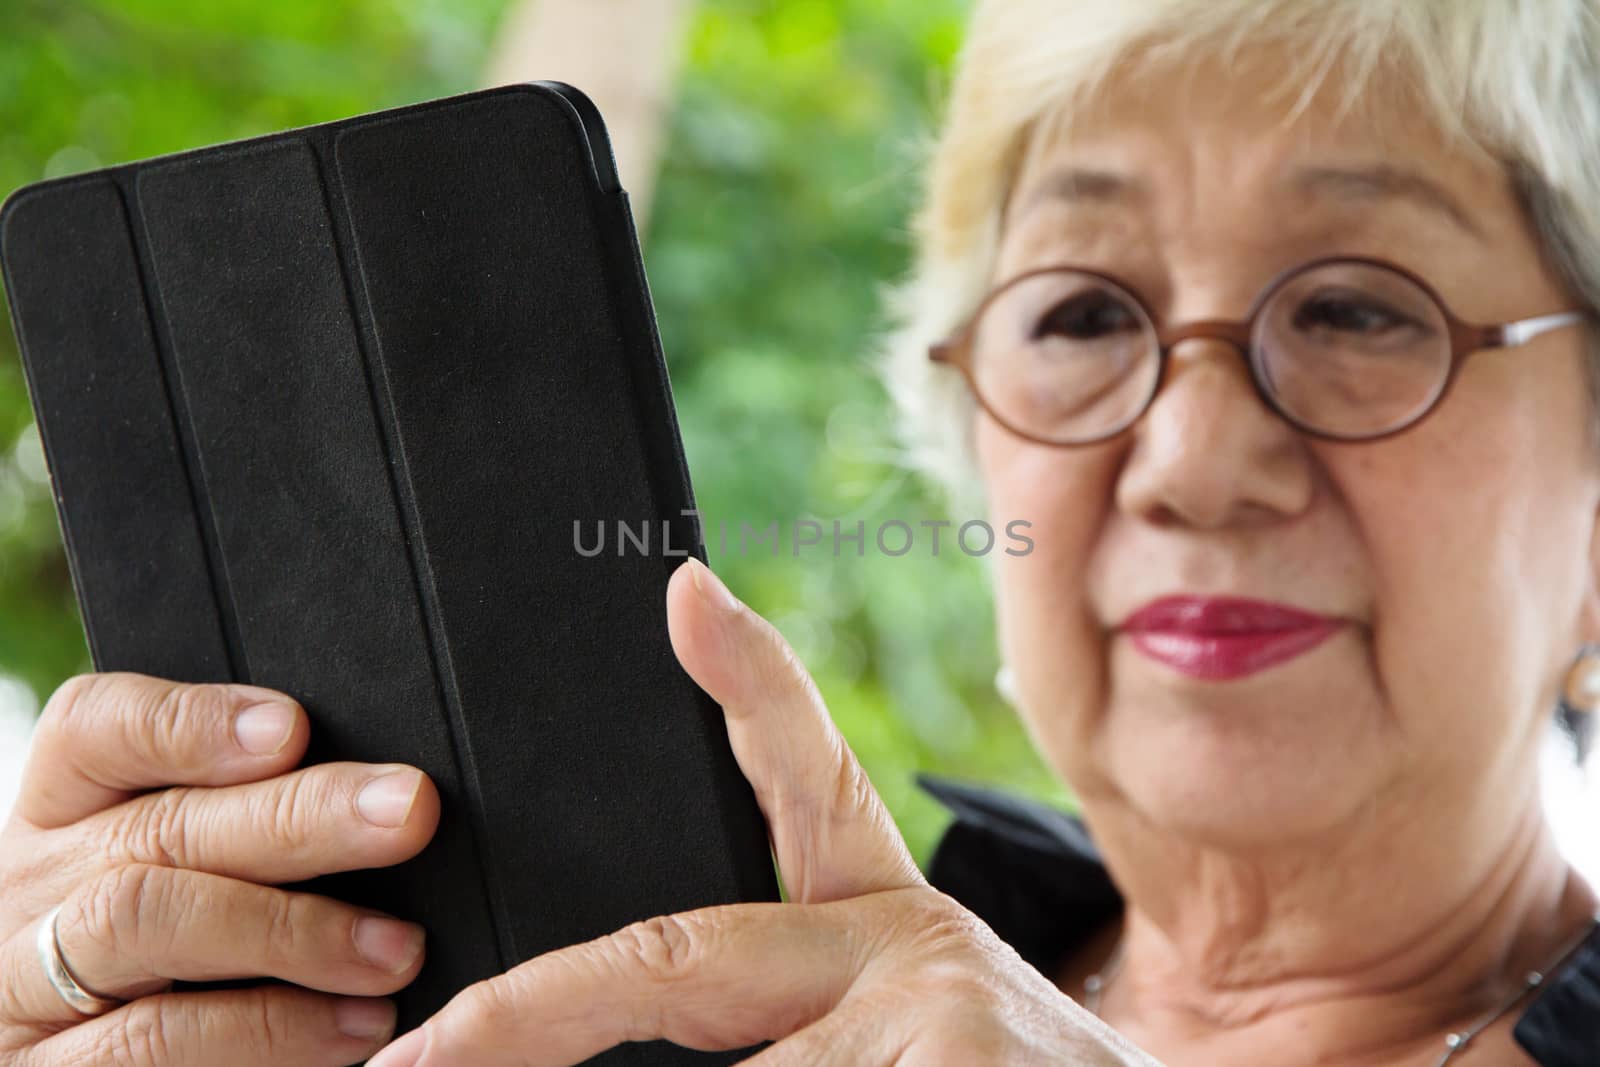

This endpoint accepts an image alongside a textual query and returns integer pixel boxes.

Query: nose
[1115,337,1314,529]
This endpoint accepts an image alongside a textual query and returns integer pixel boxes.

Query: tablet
[0,82,777,1062]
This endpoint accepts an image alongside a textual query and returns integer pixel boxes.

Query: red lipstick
[1118,596,1341,680]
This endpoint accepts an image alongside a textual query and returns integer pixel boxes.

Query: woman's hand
[368,559,1158,1067]
[0,673,441,1066]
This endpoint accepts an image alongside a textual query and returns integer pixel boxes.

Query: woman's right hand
[0,672,440,1066]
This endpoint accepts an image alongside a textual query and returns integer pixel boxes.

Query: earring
[995,664,1019,708]
[1560,643,1600,714]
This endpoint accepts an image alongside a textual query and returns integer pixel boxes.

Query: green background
[0,0,1071,863]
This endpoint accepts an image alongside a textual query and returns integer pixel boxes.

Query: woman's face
[982,60,1600,848]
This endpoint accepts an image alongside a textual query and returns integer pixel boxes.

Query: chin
[1092,676,1394,851]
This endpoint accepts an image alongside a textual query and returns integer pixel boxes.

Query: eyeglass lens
[970,262,1453,442]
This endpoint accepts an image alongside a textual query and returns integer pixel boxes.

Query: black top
[918,775,1600,1067]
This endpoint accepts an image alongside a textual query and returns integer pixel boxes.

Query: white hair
[878,0,1600,506]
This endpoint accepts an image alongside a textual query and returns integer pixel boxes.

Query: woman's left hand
[368,558,1157,1067]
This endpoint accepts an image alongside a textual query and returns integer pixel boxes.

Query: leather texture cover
[0,82,778,1063]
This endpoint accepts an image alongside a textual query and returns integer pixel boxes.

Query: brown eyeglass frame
[928,253,1594,444]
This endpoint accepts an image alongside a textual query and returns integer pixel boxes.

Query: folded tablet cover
[0,83,777,1062]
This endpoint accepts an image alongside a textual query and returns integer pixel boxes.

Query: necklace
[1081,915,1598,1065]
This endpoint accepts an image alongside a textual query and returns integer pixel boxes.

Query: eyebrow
[1288,163,1484,240]
[1011,167,1148,217]
[1011,162,1484,240]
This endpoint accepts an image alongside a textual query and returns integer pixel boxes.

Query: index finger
[14,672,308,829]
[368,898,877,1067]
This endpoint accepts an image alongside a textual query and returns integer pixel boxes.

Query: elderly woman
[3,0,1599,1064]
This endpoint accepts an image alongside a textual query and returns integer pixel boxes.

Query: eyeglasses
[928,255,1593,445]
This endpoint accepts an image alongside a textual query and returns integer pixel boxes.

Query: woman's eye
[1292,291,1422,337]
[1033,292,1139,341]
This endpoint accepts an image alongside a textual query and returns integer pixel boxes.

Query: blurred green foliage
[0,0,1068,864]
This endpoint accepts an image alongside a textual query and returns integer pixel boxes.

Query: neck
[1083,772,1598,1065]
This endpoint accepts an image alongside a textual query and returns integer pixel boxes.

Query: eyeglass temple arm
[1498,310,1591,348]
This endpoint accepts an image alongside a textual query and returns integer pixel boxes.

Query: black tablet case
[0,83,778,1062]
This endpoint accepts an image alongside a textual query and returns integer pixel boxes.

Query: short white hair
[878,0,1600,505]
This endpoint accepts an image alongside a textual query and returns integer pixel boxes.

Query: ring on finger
[36,904,124,1018]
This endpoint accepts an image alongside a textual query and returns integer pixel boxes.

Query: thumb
[667,557,923,903]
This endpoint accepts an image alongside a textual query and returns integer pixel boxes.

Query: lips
[1117,596,1342,680]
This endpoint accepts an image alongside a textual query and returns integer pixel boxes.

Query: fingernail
[233,702,295,755]
[335,997,398,1041]
[354,916,425,973]
[691,559,741,614]
[368,1025,428,1067]
[357,770,422,828]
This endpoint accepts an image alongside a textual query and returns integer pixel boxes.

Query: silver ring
[36,904,122,1018]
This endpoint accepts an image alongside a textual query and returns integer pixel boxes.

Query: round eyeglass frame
[928,254,1593,445]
